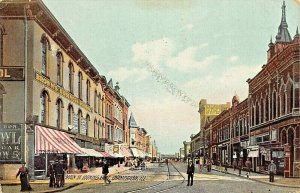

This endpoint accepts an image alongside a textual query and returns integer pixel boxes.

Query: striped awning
[121,147,133,157]
[35,125,82,154]
[76,148,104,157]
[100,151,112,158]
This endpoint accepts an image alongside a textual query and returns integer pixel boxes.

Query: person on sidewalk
[237,158,243,176]
[186,160,195,186]
[54,160,64,188]
[232,158,237,171]
[207,159,212,172]
[48,161,55,188]
[268,160,276,182]
[245,158,252,178]
[102,160,111,184]
[16,163,32,192]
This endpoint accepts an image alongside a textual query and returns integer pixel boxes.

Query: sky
[43,0,300,154]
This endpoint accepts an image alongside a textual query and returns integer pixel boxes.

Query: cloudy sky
[43,0,300,154]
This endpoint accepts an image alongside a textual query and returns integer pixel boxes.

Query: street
[62,162,300,193]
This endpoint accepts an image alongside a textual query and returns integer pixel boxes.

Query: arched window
[86,80,90,104]
[68,104,73,128]
[78,109,82,134]
[272,91,277,119]
[40,90,50,125]
[265,95,269,121]
[86,114,90,136]
[57,52,63,85]
[68,62,74,94]
[56,99,63,128]
[78,72,82,99]
[98,121,102,139]
[94,90,97,113]
[282,130,287,144]
[94,120,98,138]
[260,98,264,123]
[98,94,101,115]
[287,81,294,113]
[41,35,50,76]
[0,24,6,66]
[0,83,6,122]
[255,101,259,125]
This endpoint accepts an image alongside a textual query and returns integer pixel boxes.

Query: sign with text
[0,123,25,163]
[0,67,24,81]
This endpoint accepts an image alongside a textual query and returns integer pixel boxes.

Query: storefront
[34,125,82,179]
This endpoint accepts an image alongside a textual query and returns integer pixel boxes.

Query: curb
[212,169,300,189]
[39,183,82,193]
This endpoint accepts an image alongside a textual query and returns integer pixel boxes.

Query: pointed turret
[129,113,139,128]
[275,1,292,43]
[268,36,274,47]
[294,26,299,39]
[114,82,120,92]
[108,78,113,88]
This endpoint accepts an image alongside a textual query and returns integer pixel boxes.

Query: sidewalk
[212,165,300,188]
[0,164,131,193]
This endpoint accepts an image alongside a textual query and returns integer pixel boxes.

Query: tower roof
[275,1,292,43]
[129,113,138,128]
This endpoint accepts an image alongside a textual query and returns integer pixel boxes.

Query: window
[41,35,50,76]
[272,91,277,119]
[78,72,82,99]
[255,101,259,125]
[94,120,98,138]
[68,63,74,93]
[56,99,63,128]
[98,95,101,115]
[94,90,97,113]
[56,52,63,85]
[86,80,90,104]
[98,122,102,139]
[40,90,49,125]
[86,114,90,136]
[0,83,6,122]
[78,109,82,134]
[265,96,269,121]
[68,104,73,128]
[287,82,294,112]
[0,24,5,66]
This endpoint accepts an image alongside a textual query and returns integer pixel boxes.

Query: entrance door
[288,129,295,177]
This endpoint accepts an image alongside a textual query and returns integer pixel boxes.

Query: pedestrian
[237,158,243,176]
[16,163,32,192]
[207,159,212,172]
[224,159,228,173]
[48,160,55,188]
[268,160,276,182]
[232,158,237,171]
[102,159,111,184]
[245,158,252,178]
[54,160,63,187]
[59,160,66,187]
[186,160,195,186]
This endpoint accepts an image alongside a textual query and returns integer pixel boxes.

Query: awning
[100,151,112,158]
[248,150,259,158]
[113,153,124,158]
[35,125,82,154]
[121,147,133,157]
[138,149,145,158]
[76,148,104,157]
[130,148,140,157]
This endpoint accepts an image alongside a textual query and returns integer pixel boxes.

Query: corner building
[0,0,130,179]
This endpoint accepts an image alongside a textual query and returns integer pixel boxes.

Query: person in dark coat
[54,160,64,187]
[102,160,111,184]
[186,160,195,186]
[16,164,32,192]
[48,161,55,187]
[59,160,66,187]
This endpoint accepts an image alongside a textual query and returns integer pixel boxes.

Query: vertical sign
[0,123,25,163]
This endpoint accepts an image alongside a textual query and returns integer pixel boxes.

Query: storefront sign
[0,123,25,163]
[35,71,92,112]
[113,145,119,154]
[0,67,24,81]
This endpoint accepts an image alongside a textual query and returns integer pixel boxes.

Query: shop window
[78,72,82,99]
[41,35,50,76]
[40,90,50,125]
[256,137,262,143]
[68,62,74,94]
[0,24,5,66]
[56,99,63,128]
[0,83,6,122]
[263,135,270,142]
[86,80,90,104]
[57,52,63,86]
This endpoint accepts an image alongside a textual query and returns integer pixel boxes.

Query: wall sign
[0,123,25,163]
[0,67,24,81]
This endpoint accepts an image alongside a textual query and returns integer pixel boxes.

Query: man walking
[186,160,195,186]
[237,158,243,176]
[102,160,111,184]
[207,159,212,172]
[245,158,252,178]
[48,161,55,187]
[268,160,276,182]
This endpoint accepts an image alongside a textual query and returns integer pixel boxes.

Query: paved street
[60,162,300,193]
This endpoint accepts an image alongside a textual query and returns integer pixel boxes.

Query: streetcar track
[124,161,185,193]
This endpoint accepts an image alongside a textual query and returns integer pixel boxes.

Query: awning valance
[248,150,259,158]
[76,148,104,157]
[35,125,82,154]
